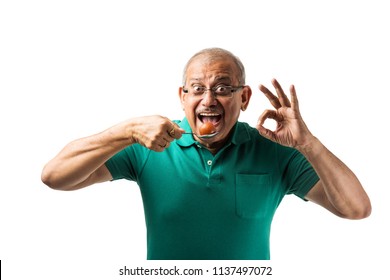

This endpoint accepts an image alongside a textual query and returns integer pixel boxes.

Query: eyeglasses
[182,85,244,99]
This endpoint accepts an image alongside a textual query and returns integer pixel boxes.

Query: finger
[257,109,284,125]
[148,140,168,152]
[259,84,281,109]
[272,78,291,107]
[158,118,175,141]
[167,123,176,138]
[167,123,185,139]
[289,84,299,111]
[258,125,276,142]
[256,111,278,142]
[149,129,171,151]
[174,126,186,139]
[158,139,170,149]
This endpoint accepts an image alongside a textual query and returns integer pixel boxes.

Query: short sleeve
[105,144,150,182]
[278,147,320,200]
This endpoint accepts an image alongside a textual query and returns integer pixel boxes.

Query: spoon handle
[182,131,219,139]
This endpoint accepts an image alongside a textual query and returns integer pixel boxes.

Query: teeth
[199,113,219,116]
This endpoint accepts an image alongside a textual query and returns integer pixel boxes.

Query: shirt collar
[176,117,251,147]
[231,120,251,145]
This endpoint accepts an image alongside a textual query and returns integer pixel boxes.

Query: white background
[1,0,389,279]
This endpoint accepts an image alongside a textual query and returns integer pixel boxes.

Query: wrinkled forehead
[185,54,240,85]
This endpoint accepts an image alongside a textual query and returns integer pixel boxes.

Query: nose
[201,90,217,107]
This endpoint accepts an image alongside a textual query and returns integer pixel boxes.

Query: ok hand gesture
[256,78,313,149]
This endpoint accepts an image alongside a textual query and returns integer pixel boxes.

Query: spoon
[183,131,219,139]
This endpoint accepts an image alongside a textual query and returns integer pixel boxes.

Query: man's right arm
[41,116,183,191]
[41,120,135,191]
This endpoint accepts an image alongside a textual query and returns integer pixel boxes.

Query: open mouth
[198,112,222,125]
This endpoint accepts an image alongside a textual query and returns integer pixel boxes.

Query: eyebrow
[189,76,232,84]
[214,76,232,83]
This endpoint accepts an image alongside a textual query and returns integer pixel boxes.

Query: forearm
[41,121,133,190]
[297,136,371,219]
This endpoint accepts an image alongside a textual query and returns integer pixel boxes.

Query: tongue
[202,116,220,124]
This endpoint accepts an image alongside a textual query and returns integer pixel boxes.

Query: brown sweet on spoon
[183,122,218,138]
[199,122,216,136]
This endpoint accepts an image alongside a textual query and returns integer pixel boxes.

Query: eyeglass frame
[182,84,244,99]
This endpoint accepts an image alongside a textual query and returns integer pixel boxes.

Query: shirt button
[207,160,212,166]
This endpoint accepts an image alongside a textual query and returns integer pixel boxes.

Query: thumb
[171,122,185,139]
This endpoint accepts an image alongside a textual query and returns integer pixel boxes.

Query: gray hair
[182,47,246,86]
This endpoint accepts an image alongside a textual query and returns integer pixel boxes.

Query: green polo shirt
[105,118,319,260]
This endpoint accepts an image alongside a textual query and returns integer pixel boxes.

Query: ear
[240,86,252,111]
[178,87,186,110]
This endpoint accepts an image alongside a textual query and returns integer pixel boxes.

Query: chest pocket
[235,174,272,219]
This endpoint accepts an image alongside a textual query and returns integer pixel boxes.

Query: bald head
[182,48,246,86]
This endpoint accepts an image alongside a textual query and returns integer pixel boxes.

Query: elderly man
[42,48,371,260]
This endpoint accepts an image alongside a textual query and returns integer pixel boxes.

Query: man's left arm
[298,136,371,219]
